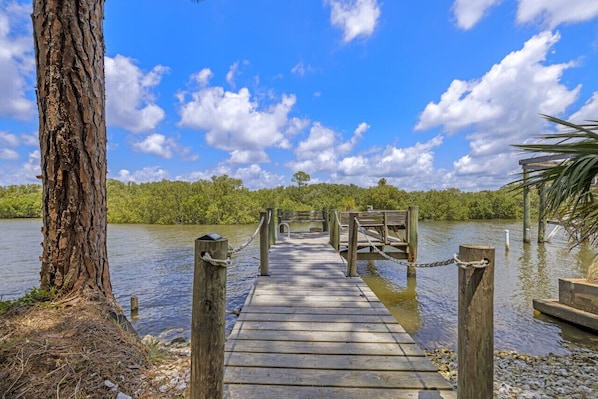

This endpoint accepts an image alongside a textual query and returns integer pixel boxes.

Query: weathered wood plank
[237,306,390,316]
[224,352,437,371]
[229,320,406,333]
[227,329,415,343]
[235,312,398,324]
[224,340,425,356]
[225,385,457,399]
[224,367,451,390]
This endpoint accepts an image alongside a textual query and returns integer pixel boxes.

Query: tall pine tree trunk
[33,0,113,299]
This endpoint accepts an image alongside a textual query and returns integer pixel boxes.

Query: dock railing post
[191,234,228,399]
[322,207,329,232]
[458,244,495,399]
[260,210,270,276]
[330,210,339,250]
[347,212,358,277]
[523,169,531,243]
[407,206,418,277]
[267,207,276,247]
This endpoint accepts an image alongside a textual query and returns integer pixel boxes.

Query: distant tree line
[0,184,43,218]
[0,175,539,223]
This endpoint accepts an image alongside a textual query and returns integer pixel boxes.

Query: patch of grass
[144,337,167,365]
[0,287,57,315]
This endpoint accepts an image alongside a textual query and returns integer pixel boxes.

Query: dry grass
[0,299,185,398]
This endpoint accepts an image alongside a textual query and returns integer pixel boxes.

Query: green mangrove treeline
[0,184,43,219]
[1,176,537,224]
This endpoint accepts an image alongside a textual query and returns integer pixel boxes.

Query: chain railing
[356,220,488,269]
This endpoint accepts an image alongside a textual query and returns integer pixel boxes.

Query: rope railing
[355,220,488,269]
[228,213,266,256]
[201,252,232,268]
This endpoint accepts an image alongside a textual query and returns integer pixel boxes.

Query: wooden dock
[223,232,456,398]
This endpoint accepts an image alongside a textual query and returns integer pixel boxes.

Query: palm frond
[513,115,598,244]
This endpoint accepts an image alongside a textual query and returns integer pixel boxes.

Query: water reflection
[363,260,420,332]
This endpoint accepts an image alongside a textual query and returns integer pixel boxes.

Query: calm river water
[1,219,596,356]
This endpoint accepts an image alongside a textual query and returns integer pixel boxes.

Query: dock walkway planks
[224,232,456,399]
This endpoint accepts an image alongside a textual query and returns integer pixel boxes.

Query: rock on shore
[425,347,598,399]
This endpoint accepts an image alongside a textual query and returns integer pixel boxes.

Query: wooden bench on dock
[277,209,329,233]
[330,208,418,262]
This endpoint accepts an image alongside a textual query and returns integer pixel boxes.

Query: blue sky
[1,0,598,190]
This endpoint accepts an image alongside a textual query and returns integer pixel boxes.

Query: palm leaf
[513,115,598,244]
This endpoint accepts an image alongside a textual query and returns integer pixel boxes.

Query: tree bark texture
[33,0,112,298]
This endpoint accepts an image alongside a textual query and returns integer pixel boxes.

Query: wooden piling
[538,184,546,243]
[523,169,531,243]
[407,206,419,277]
[191,235,229,399]
[130,296,139,319]
[347,212,358,277]
[260,211,270,276]
[457,244,495,399]
[330,210,340,251]
[267,208,276,247]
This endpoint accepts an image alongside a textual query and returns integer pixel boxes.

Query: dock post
[407,206,419,277]
[458,244,495,399]
[260,210,270,276]
[267,208,276,247]
[322,207,329,232]
[191,234,228,399]
[538,184,546,243]
[347,212,358,277]
[130,296,139,319]
[523,169,531,243]
[330,210,339,250]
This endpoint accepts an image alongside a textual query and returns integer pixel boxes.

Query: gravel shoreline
[424,346,598,399]
[147,334,597,398]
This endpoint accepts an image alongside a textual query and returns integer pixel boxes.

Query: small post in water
[191,233,228,399]
[504,229,510,251]
[457,244,495,399]
[130,296,139,319]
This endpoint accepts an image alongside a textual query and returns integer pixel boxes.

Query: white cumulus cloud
[115,166,170,183]
[0,148,18,160]
[105,55,168,133]
[517,0,598,28]
[327,0,381,43]
[0,2,35,120]
[131,133,196,160]
[452,0,501,30]
[568,92,598,124]
[179,79,308,163]
[289,121,368,174]
[416,31,578,133]
[416,31,581,187]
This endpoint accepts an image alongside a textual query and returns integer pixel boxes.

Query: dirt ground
[0,299,190,399]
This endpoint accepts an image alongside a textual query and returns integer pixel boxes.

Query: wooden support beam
[407,206,418,277]
[458,244,495,399]
[347,212,358,277]
[260,211,269,276]
[192,235,228,399]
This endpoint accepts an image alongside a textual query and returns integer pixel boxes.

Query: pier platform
[224,232,456,398]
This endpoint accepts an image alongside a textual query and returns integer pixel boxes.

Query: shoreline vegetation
[1,176,531,223]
